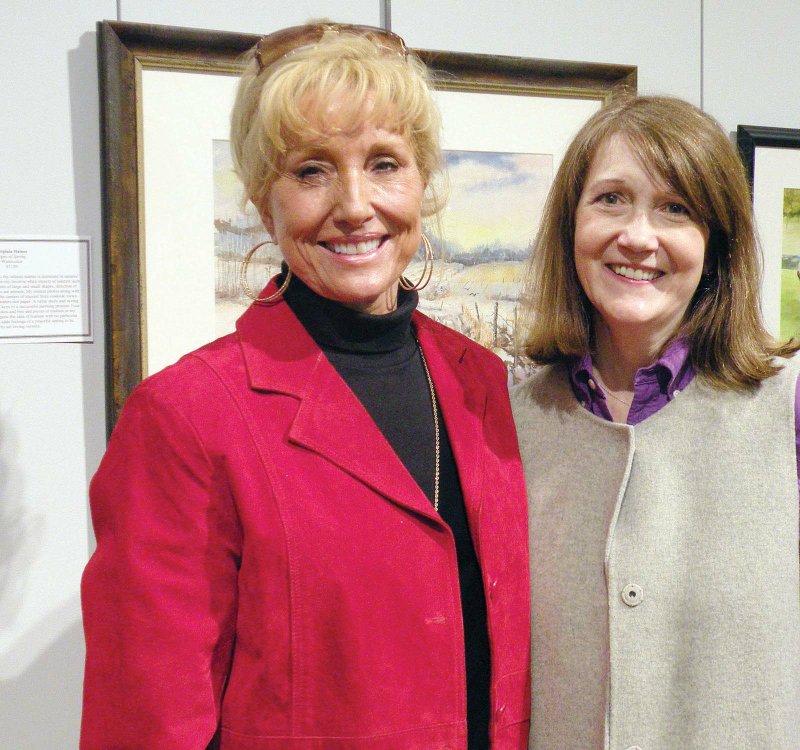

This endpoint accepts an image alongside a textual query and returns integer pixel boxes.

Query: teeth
[609,264,662,281]
[324,239,381,255]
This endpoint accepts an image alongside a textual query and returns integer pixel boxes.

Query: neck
[283,272,418,354]
[592,320,670,390]
[342,285,399,316]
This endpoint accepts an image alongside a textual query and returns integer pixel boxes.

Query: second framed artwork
[737,125,800,341]
[99,20,636,428]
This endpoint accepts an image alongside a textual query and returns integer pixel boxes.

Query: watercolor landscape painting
[781,187,800,339]
[213,141,552,380]
[415,151,551,382]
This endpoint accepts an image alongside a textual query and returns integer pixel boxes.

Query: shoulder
[413,310,507,381]
[143,331,240,388]
[509,363,583,436]
[725,352,800,404]
[510,363,565,407]
[122,332,244,426]
[106,331,257,474]
[774,352,800,380]
[761,353,800,411]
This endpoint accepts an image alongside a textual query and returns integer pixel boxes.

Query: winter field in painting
[213,141,552,381]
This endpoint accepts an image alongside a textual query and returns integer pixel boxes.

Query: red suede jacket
[81,294,530,749]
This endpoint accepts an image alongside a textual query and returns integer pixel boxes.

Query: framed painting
[98,19,636,430]
[737,125,800,340]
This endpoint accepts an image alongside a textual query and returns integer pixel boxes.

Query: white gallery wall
[0,0,798,745]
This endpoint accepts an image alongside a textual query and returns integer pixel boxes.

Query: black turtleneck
[283,274,491,750]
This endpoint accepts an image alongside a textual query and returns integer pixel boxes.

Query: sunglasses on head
[254,22,408,71]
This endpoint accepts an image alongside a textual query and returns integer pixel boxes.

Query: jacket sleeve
[80,382,241,749]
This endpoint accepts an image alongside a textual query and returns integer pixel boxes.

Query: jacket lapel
[236,298,441,523]
[414,313,489,524]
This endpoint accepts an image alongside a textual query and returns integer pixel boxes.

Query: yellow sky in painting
[441,152,552,251]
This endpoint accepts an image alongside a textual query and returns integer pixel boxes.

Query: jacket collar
[236,293,488,525]
[236,293,326,398]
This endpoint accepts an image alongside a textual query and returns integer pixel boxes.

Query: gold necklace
[417,342,441,512]
[593,370,633,408]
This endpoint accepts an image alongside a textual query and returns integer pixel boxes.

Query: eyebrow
[286,137,410,163]
[585,175,682,196]
[583,177,626,191]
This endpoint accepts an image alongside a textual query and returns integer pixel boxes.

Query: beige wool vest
[511,360,800,750]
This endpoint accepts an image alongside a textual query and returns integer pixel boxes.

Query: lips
[608,263,663,281]
[319,237,383,256]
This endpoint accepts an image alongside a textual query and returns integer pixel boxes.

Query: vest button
[621,583,643,607]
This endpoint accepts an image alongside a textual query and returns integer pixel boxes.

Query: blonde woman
[81,23,530,750]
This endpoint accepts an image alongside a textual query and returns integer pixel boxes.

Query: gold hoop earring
[239,240,292,303]
[399,234,433,292]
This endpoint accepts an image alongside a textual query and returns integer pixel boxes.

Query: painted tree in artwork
[783,188,800,252]
[784,188,800,219]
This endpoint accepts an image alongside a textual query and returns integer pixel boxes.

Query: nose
[332,170,375,227]
[618,210,659,253]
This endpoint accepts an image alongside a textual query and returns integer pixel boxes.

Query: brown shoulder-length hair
[519,94,798,389]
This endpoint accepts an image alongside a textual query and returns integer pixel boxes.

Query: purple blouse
[568,337,800,494]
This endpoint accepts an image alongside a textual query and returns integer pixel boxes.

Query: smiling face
[259,98,426,315]
[574,134,710,351]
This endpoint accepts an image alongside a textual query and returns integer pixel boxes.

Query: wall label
[0,237,92,343]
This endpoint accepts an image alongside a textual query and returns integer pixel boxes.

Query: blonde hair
[519,95,798,389]
[230,28,443,216]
